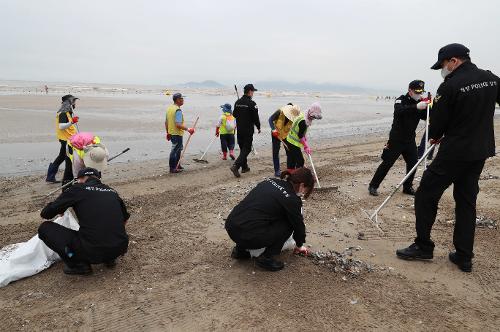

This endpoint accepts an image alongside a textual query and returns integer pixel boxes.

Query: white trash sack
[0,210,79,288]
[248,236,296,258]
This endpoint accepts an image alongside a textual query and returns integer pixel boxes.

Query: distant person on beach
[368,80,429,197]
[215,103,236,160]
[46,95,80,185]
[397,43,500,272]
[39,167,130,275]
[165,93,195,173]
[269,103,300,177]
[230,84,261,178]
[44,85,48,94]
[284,102,322,172]
[225,168,314,271]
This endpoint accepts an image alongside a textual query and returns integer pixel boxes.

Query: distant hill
[254,80,398,95]
[176,80,226,88]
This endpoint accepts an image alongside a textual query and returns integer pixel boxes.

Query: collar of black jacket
[404,93,418,103]
[445,61,476,81]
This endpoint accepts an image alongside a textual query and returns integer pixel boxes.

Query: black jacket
[430,61,500,161]
[225,178,305,247]
[41,178,130,258]
[233,95,260,135]
[388,94,427,143]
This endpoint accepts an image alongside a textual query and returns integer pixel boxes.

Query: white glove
[416,101,429,110]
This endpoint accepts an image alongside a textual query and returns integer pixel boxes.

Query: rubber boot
[229,150,235,160]
[46,163,60,183]
[222,151,227,160]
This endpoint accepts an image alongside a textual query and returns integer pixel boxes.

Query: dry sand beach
[0,92,499,331]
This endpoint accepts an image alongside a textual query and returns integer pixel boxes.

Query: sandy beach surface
[0,92,499,331]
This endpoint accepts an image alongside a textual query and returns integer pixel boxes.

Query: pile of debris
[309,249,374,277]
[476,216,497,229]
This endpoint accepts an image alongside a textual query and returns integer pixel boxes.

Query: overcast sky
[1,0,499,92]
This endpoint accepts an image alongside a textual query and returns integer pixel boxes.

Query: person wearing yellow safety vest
[46,95,80,185]
[284,103,323,172]
[215,103,236,160]
[165,93,195,173]
[269,103,301,177]
[67,132,108,178]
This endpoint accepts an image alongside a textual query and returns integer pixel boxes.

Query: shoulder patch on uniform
[395,100,402,104]
[434,95,441,103]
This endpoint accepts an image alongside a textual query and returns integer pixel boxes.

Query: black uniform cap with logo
[431,43,470,70]
[408,80,425,93]
[77,167,101,179]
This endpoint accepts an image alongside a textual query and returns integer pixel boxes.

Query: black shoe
[177,165,185,170]
[449,252,472,272]
[403,187,416,196]
[396,243,433,260]
[231,246,251,260]
[256,255,284,271]
[230,165,241,178]
[241,167,250,173]
[104,259,117,268]
[368,185,379,196]
[63,262,92,275]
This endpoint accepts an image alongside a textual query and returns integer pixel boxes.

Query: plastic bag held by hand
[301,137,311,155]
[187,128,195,135]
[272,129,280,138]
[416,101,429,110]
[215,127,220,137]
[71,116,79,124]
[166,133,171,141]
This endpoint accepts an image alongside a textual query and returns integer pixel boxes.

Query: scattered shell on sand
[309,249,373,276]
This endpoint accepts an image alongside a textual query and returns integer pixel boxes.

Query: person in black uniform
[38,167,130,275]
[397,43,500,272]
[230,84,261,178]
[225,168,314,271]
[368,80,430,196]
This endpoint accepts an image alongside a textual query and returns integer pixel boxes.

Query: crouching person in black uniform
[368,80,429,196]
[38,167,130,275]
[397,43,500,272]
[225,168,314,271]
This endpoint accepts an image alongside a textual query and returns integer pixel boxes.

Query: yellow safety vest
[286,113,306,148]
[166,104,184,136]
[273,110,293,140]
[219,112,235,135]
[68,136,101,161]
[56,112,77,141]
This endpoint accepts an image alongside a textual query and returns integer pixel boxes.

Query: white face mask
[410,93,423,101]
[441,66,452,79]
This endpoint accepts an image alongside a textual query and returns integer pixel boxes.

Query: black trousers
[234,133,253,169]
[226,219,293,257]
[220,134,235,153]
[52,140,67,168]
[370,141,417,190]
[271,135,281,174]
[285,142,304,169]
[414,158,485,260]
[38,221,89,267]
[62,144,74,184]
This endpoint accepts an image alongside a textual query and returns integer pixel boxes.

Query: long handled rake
[362,144,436,232]
[176,117,199,170]
[193,136,217,163]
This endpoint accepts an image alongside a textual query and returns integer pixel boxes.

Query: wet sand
[0,98,499,331]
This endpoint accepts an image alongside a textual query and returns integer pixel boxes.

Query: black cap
[431,43,470,70]
[77,167,101,179]
[243,84,258,93]
[172,92,185,102]
[61,94,79,102]
[409,80,425,93]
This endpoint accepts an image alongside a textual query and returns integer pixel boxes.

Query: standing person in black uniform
[38,168,130,275]
[225,168,314,271]
[368,80,430,196]
[397,43,500,272]
[230,84,261,178]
